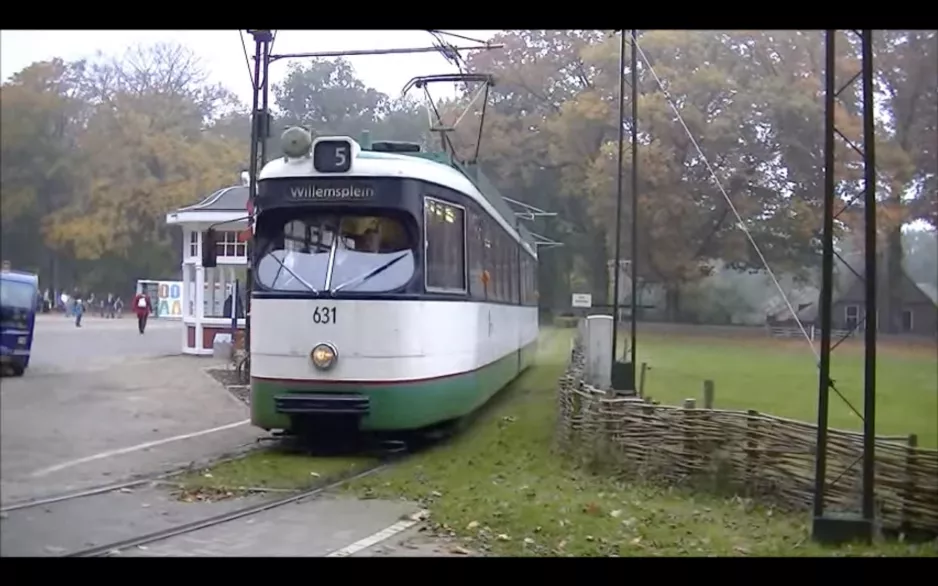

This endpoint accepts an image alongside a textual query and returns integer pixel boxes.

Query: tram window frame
[505,235,513,302]
[492,224,505,302]
[468,212,486,299]
[424,196,468,294]
[521,254,528,305]
[482,218,494,301]
[505,242,512,303]
[482,219,493,300]
[502,232,510,302]
[512,247,519,304]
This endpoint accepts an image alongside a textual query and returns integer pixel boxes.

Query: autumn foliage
[456,30,936,315]
[1,32,934,325]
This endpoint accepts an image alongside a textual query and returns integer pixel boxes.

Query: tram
[216,130,540,435]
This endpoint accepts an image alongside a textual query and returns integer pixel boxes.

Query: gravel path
[205,368,250,406]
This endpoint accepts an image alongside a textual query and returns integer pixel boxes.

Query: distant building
[829,260,937,337]
[765,286,820,330]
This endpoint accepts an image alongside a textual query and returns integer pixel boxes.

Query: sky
[0,29,501,105]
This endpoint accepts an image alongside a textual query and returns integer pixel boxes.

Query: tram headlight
[310,343,338,371]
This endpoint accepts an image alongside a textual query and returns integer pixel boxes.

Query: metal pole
[610,30,626,371]
[860,29,877,524]
[260,50,271,167]
[629,30,639,374]
[812,30,837,520]
[244,31,268,366]
[231,279,239,336]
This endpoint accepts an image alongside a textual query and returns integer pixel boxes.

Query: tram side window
[495,229,506,302]
[512,247,519,304]
[505,243,513,304]
[468,213,486,299]
[425,198,467,292]
[505,235,513,303]
[483,219,495,301]
[521,255,528,305]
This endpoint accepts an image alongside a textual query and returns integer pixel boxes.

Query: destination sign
[288,183,376,201]
[257,178,392,208]
[313,139,353,173]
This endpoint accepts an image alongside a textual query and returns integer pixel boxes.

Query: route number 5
[334,146,347,168]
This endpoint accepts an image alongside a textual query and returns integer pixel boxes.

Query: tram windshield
[255,212,416,293]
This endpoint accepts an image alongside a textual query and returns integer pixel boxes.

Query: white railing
[766,325,855,341]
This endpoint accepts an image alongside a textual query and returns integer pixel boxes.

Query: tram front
[244,134,425,434]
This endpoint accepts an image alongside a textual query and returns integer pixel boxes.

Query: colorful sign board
[157,281,183,319]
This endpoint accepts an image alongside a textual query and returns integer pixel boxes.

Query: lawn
[342,329,936,556]
[632,332,937,448]
[184,328,937,556]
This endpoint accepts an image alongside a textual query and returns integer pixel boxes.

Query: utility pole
[244,29,274,368]
[812,29,878,546]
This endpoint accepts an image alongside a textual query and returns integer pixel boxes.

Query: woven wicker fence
[556,338,938,535]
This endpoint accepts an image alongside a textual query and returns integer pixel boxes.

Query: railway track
[65,459,399,557]
[0,438,266,514]
[3,433,436,557]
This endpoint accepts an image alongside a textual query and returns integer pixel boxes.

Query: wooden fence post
[699,380,715,473]
[683,398,697,480]
[703,380,714,409]
[638,362,648,398]
[745,409,760,495]
[901,433,918,535]
[640,402,656,475]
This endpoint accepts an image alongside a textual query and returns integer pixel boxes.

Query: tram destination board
[258,179,380,207]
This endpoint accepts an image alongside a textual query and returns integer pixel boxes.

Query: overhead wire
[628,31,868,422]
[239,30,257,91]
[429,30,492,46]
[239,30,277,92]
[427,30,467,74]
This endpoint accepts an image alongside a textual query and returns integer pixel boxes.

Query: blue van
[1,268,39,376]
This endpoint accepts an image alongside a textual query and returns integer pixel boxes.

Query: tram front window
[255,212,416,293]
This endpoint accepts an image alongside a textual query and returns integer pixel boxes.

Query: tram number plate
[312,306,337,324]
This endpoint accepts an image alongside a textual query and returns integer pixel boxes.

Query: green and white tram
[241,131,539,435]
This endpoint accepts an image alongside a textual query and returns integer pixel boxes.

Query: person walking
[132,290,152,334]
[74,297,84,328]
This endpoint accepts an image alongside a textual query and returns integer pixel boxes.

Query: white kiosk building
[165,183,250,356]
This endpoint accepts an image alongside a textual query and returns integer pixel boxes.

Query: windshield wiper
[329,252,409,295]
[266,251,320,294]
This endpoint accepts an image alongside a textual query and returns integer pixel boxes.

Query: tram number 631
[312,306,337,324]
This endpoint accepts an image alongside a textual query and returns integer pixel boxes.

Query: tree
[871,31,937,332]
[903,228,938,287]
[273,59,387,139]
[0,59,88,288]
[40,44,247,292]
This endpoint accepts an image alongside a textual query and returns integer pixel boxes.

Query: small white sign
[571,293,593,308]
